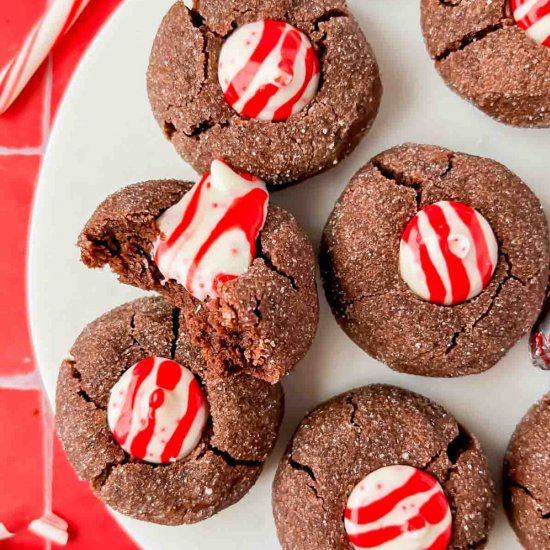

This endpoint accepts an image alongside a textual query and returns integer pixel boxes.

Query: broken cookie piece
[504,393,550,549]
[273,384,495,550]
[56,296,284,525]
[320,143,549,377]
[78,162,319,383]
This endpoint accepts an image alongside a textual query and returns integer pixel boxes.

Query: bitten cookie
[320,144,549,377]
[78,163,318,384]
[273,384,495,550]
[56,296,284,525]
[147,0,382,187]
[421,0,550,127]
[504,393,550,549]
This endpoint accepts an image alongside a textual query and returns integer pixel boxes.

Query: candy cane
[0,0,92,114]
[28,512,69,545]
[0,522,14,540]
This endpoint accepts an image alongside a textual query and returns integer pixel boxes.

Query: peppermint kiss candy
[529,300,550,369]
[344,465,452,550]
[153,160,269,301]
[511,0,550,47]
[400,201,498,306]
[108,357,208,464]
[218,20,320,121]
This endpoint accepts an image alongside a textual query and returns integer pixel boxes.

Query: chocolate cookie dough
[320,144,549,377]
[56,296,284,525]
[78,179,319,383]
[504,393,550,549]
[421,0,550,127]
[273,384,495,550]
[147,0,382,187]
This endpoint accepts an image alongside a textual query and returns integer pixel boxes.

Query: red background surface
[0,1,140,547]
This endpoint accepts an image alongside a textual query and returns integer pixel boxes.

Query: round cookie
[146,0,382,187]
[320,143,549,377]
[421,0,550,127]
[273,384,495,550]
[78,178,319,384]
[504,393,550,549]
[56,296,284,525]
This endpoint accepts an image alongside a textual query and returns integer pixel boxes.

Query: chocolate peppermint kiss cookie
[56,296,284,525]
[504,393,550,549]
[78,160,318,383]
[421,0,550,127]
[273,385,495,550]
[320,144,549,377]
[146,0,382,187]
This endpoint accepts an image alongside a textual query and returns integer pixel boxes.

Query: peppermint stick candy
[0,0,92,114]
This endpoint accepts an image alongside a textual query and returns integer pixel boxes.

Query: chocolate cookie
[273,384,495,550]
[146,0,382,187]
[421,0,550,127]
[78,177,318,384]
[320,144,549,377]
[504,393,550,549]
[56,296,284,525]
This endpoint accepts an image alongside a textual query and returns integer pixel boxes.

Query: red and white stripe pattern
[0,0,92,114]
[512,0,550,47]
[0,523,14,541]
[153,160,269,301]
[107,357,208,464]
[399,201,498,306]
[344,466,452,550]
[218,20,320,121]
[529,301,550,369]
[28,512,69,546]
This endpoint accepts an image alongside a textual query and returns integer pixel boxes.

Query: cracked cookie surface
[78,179,319,383]
[320,143,549,377]
[272,384,495,549]
[56,296,284,525]
[421,0,550,127]
[146,0,382,187]
[504,393,550,549]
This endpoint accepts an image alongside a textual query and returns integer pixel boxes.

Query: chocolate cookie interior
[78,180,318,383]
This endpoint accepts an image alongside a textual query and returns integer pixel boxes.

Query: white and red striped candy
[107,357,208,464]
[529,300,550,369]
[29,512,69,546]
[344,465,452,550]
[153,160,269,301]
[399,201,498,306]
[0,523,14,541]
[0,0,92,115]
[218,20,320,121]
[512,0,550,47]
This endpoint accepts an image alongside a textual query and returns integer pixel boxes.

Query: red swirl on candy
[153,160,269,301]
[344,466,452,550]
[107,357,208,464]
[218,20,320,121]
[529,300,550,369]
[512,0,550,47]
[399,201,498,306]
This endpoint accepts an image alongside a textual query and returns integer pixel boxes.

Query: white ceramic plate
[28,0,550,548]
